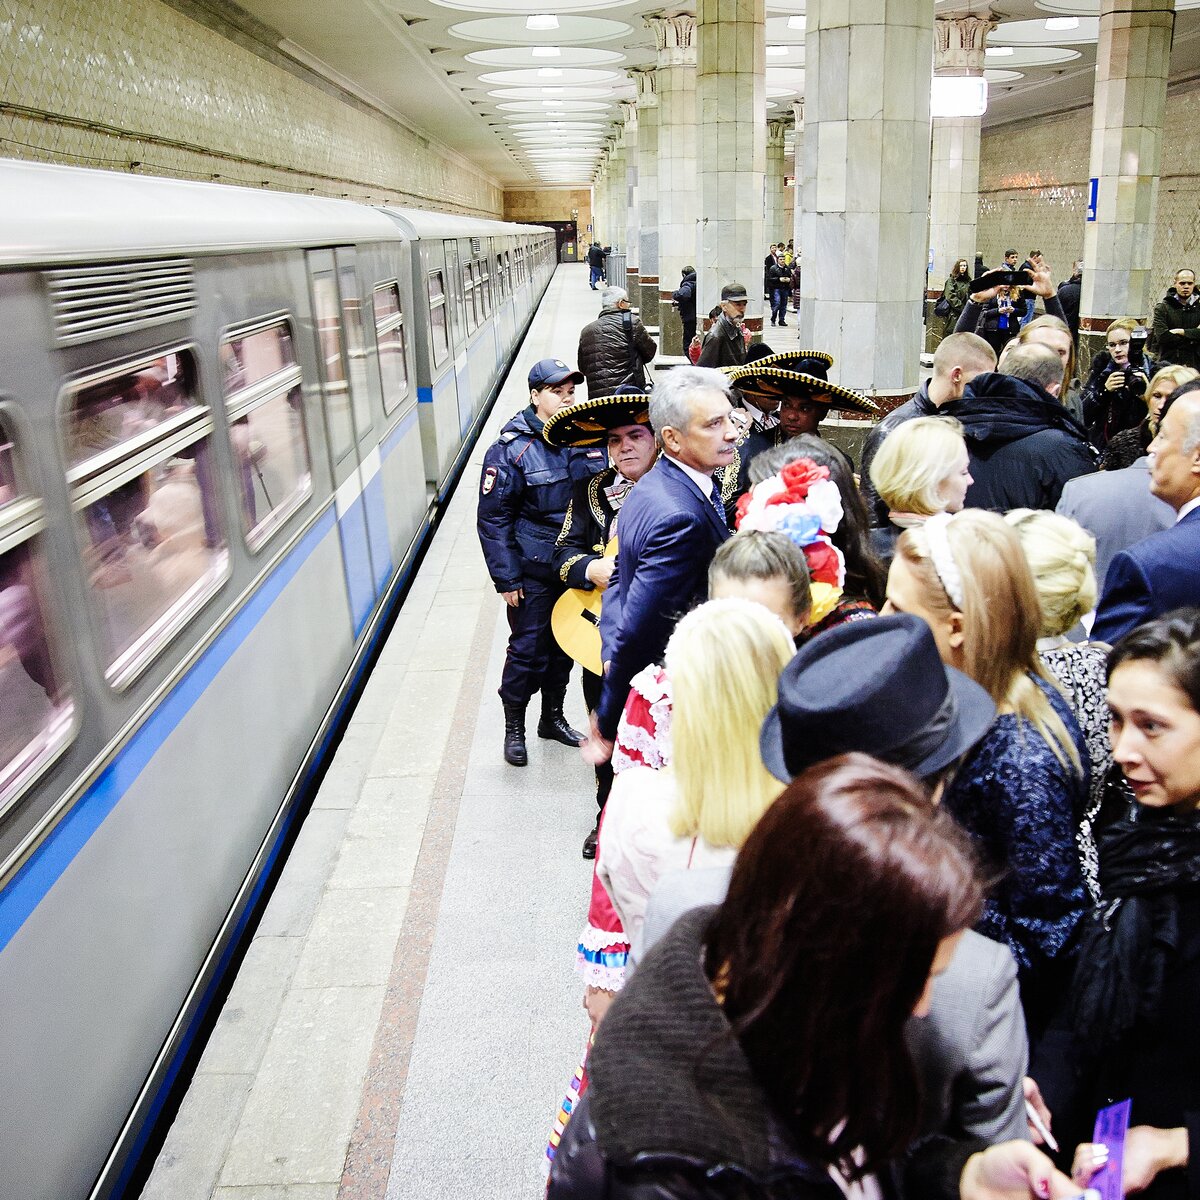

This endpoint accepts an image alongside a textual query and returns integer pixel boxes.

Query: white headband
[924,512,965,611]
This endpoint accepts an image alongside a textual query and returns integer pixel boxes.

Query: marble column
[792,101,804,256]
[632,68,661,321]
[621,100,640,303]
[799,0,934,400]
[649,13,698,355]
[607,130,627,254]
[696,0,766,334]
[593,156,608,248]
[1080,0,1174,361]
[929,16,992,286]
[766,119,791,247]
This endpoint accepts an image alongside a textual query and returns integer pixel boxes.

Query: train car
[0,159,551,1199]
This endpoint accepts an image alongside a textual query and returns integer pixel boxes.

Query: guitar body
[552,538,616,675]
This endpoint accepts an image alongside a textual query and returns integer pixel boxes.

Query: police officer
[478,358,589,765]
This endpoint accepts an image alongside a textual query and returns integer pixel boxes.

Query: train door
[305,248,382,636]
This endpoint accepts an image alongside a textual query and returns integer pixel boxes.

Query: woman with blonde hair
[868,416,972,568]
[1082,317,1157,448]
[1005,508,1109,900]
[883,508,1089,1036]
[596,598,793,946]
[1100,363,1200,471]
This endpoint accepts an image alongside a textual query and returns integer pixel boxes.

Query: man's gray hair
[601,285,628,309]
[649,366,732,435]
[998,342,1063,395]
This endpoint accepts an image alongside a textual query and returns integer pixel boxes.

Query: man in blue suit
[1093,386,1200,644]
[584,366,738,762]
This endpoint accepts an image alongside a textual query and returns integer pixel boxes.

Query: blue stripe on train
[0,506,339,956]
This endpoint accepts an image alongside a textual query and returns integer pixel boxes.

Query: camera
[1124,326,1150,390]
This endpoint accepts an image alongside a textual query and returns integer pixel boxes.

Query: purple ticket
[1091,1099,1132,1200]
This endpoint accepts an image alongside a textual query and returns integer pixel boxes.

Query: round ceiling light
[447,15,631,45]
[465,46,625,67]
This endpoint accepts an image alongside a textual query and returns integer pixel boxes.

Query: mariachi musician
[543,388,657,858]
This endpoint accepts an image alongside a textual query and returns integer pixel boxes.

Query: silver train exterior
[0,159,554,1199]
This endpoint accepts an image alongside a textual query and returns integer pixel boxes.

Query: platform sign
[1087,177,1099,222]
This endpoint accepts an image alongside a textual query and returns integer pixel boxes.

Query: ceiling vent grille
[44,259,196,346]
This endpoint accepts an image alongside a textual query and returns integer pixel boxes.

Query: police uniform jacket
[478,406,575,592]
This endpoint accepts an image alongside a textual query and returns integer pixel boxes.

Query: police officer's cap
[528,358,586,390]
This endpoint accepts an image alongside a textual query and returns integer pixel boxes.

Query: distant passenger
[697,284,749,369]
[671,265,697,355]
[1151,267,1200,370]
[583,367,737,765]
[586,241,606,290]
[543,389,658,858]
[477,357,588,767]
[576,287,656,400]
[1056,261,1082,341]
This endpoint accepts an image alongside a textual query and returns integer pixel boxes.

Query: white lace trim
[578,923,629,953]
[612,666,674,772]
[574,953,627,991]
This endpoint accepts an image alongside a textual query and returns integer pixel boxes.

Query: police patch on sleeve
[482,466,497,495]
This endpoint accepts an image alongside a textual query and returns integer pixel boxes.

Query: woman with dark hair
[549,754,1070,1200]
[749,435,888,640]
[942,258,972,329]
[1055,608,1200,1200]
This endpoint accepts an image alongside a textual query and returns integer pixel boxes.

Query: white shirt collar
[1177,495,1200,522]
[665,454,714,497]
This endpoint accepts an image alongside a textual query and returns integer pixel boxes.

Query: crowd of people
[478,257,1200,1200]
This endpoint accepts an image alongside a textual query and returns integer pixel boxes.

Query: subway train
[0,158,555,1199]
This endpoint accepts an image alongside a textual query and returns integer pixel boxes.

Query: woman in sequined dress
[883,509,1089,1038]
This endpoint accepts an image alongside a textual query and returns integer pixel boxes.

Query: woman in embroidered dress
[1004,508,1111,902]
[550,755,1074,1200]
[883,509,1089,1039]
[867,417,972,570]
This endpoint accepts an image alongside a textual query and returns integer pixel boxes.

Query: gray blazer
[637,866,1030,1144]
[1056,456,1175,591]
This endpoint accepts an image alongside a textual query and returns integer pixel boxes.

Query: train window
[495,256,505,300]
[311,274,355,460]
[480,260,491,317]
[462,264,477,334]
[221,321,313,550]
[371,283,410,414]
[0,417,74,817]
[427,272,450,366]
[338,265,373,438]
[65,349,229,688]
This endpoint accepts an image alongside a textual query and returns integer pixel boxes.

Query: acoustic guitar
[551,537,616,676]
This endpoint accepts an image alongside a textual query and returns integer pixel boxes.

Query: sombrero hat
[542,388,652,448]
[728,352,879,417]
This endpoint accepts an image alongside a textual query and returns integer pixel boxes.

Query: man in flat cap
[697,283,750,369]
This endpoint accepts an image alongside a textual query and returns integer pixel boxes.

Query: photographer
[1081,318,1156,450]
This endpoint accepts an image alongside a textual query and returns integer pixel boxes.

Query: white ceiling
[236,0,1200,191]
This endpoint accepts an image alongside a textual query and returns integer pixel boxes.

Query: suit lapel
[660,457,728,538]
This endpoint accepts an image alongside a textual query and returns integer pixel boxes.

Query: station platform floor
[140,263,808,1200]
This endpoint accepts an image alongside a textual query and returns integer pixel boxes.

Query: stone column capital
[792,100,804,127]
[630,68,659,108]
[767,119,788,146]
[621,100,638,130]
[934,15,996,75]
[646,12,697,68]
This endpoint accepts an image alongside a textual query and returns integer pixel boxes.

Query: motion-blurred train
[0,158,555,1199]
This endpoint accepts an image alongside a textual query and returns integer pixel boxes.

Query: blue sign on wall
[1087,178,1099,223]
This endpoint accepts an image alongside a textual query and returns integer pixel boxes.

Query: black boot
[537,691,585,746]
[582,822,599,859]
[502,703,528,766]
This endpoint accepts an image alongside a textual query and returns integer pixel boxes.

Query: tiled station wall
[503,188,593,242]
[0,0,503,216]
[977,79,1200,298]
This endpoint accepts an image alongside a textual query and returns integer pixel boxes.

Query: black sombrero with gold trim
[727,353,879,417]
[542,389,653,448]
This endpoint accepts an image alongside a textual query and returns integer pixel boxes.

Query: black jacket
[587,244,607,269]
[947,373,1096,511]
[1057,278,1081,339]
[578,308,657,398]
[553,465,623,590]
[1152,289,1200,370]
[1081,350,1158,450]
[477,406,576,591]
[697,314,746,369]
[548,908,980,1200]
[672,271,697,322]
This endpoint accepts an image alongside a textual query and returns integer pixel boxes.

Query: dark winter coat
[587,244,607,269]
[672,271,697,323]
[1152,289,1200,370]
[578,307,657,398]
[947,372,1097,511]
[1081,350,1157,450]
[697,314,747,369]
[1057,278,1081,340]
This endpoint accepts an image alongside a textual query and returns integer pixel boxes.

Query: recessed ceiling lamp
[930,75,987,118]
[526,14,559,29]
[787,15,804,28]
[1045,17,1079,30]
[531,46,562,57]
[538,67,563,77]
[985,46,1014,56]
[766,45,788,56]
